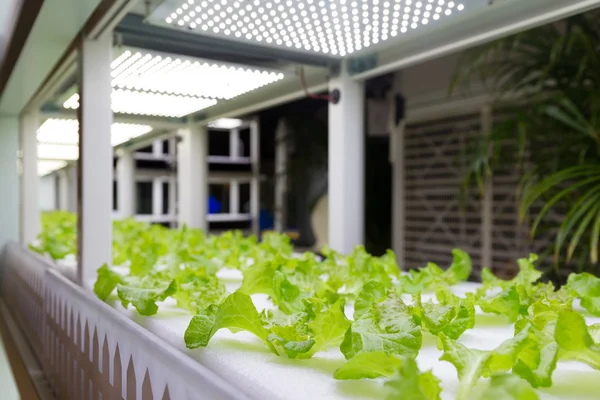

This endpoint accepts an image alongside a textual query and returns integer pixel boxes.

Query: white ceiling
[0,0,104,115]
[0,0,22,65]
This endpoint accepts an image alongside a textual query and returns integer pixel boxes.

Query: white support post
[20,112,40,245]
[58,169,69,211]
[481,105,493,270]
[153,178,163,218]
[0,116,19,248]
[177,123,208,231]
[169,174,176,217]
[250,118,260,237]
[230,180,240,215]
[152,140,163,157]
[274,118,288,233]
[67,166,77,212]
[328,68,365,254]
[389,72,406,268]
[229,128,240,160]
[77,34,113,285]
[116,150,135,219]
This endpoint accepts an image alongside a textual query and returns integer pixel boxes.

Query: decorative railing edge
[44,264,250,400]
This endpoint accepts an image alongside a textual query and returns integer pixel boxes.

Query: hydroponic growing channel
[21,212,600,400]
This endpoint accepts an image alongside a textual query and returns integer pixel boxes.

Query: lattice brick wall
[404,115,483,273]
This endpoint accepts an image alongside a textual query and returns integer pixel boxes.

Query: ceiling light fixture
[149,0,472,56]
[37,118,152,149]
[63,47,285,118]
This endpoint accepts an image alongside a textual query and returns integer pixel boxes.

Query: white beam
[328,70,365,254]
[116,150,135,218]
[77,35,113,285]
[0,117,19,248]
[274,118,288,232]
[20,113,40,245]
[177,124,208,231]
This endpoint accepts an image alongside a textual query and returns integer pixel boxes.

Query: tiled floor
[0,317,39,400]
[0,322,20,400]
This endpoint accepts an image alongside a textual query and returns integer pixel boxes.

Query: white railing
[0,243,248,400]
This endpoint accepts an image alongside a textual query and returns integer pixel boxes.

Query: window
[136,181,153,215]
[113,181,118,211]
[240,182,251,213]
[162,182,170,215]
[209,184,230,214]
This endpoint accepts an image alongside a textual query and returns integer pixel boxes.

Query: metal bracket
[347,54,378,75]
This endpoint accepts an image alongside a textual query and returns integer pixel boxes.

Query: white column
[67,166,77,212]
[230,180,240,215]
[0,116,19,248]
[229,128,240,160]
[274,118,288,232]
[177,123,208,231]
[57,169,69,210]
[153,178,163,217]
[77,35,113,284]
[328,70,365,254]
[152,140,163,157]
[481,105,493,270]
[389,72,406,268]
[250,118,260,237]
[20,113,40,245]
[116,150,135,218]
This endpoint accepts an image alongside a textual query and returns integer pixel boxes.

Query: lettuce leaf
[117,276,177,316]
[184,292,271,350]
[564,272,600,316]
[334,351,402,380]
[341,295,422,359]
[397,249,472,294]
[475,374,539,400]
[94,263,123,301]
[385,357,442,400]
[555,309,600,369]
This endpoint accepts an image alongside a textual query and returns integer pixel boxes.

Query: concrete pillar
[0,116,19,248]
[77,34,113,284]
[328,68,365,254]
[116,150,135,218]
[20,112,40,245]
[177,123,208,231]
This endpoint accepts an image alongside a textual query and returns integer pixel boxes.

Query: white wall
[40,173,57,211]
[0,116,19,247]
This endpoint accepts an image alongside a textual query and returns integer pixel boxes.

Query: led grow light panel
[37,118,153,146]
[150,0,481,57]
[111,49,285,99]
[62,48,285,118]
[63,91,218,118]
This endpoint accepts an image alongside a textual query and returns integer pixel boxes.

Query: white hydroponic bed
[59,262,600,400]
